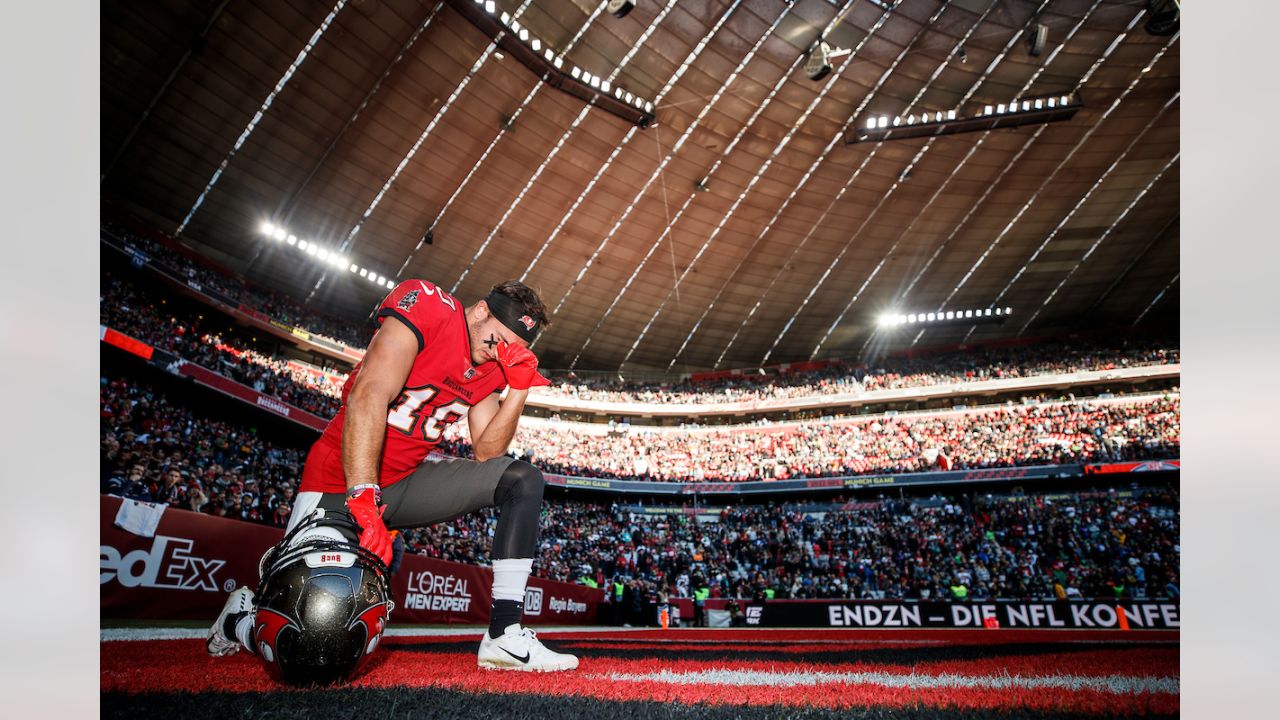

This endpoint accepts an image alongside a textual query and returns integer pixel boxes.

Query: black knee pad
[491,460,545,559]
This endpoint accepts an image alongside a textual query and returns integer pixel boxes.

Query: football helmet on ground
[252,508,393,686]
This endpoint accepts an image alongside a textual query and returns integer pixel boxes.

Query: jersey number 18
[386,385,469,441]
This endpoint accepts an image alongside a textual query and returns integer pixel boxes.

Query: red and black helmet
[252,509,392,686]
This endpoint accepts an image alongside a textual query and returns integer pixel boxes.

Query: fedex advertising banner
[100,496,600,624]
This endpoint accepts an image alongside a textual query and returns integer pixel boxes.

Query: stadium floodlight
[484,0,495,13]
[601,80,611,93]
[317,248,329,261]
[350,263,359,272]
[376,275,386,285]
[945,311,955,320]
[926,313,936,322]
[531,38,541,52]
[261,222,276,236]
[997,103,1006,114]
[907,314,917,323]
[297,239,308,250]
[511,20,521,34]
[273,227,287,241]
[306,244,317,256]
[645,101,653,113]
[878,116,888,129]
[358,268,368,277]
[544,48,554,62]
[286,234,297,244]
[500,11,510,24]
[994,307,1002,315]
[984,308,992,316]
[1034,99,1043,109]
[947,109,956,120]
[571,66,581,79]
[866,117,877,129]
[1005,307,1012,315]
[552,56,563,69]
[964,310,973,318]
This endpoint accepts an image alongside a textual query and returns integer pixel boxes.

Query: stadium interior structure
[101,1,1180,717]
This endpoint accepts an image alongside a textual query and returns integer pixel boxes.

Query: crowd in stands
[102,265,1182,485]
[103,219,373,348]
[100,373,1180,603]
[404,489,1180,605]
[540,341,1178,406]
[857,342,1179,392]
[494,396,1181,482]
[100,377,306,527]
[101,272,347,417]
[103,222,1180,419]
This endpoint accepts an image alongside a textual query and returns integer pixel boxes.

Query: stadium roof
[102,0,1179,372]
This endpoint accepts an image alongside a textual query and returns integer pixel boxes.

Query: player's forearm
[473,389,528,461]
[342,390,388,490]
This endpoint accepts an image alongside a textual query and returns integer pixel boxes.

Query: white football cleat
[478,625,579,672]
[206,586,254,657]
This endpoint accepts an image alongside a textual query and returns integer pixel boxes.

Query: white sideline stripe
[599,669,1179,695]
[101,626,652,642]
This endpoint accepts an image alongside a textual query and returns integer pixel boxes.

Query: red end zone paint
[103,629,1178,715]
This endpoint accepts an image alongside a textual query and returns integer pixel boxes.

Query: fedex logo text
[100,536,226,592]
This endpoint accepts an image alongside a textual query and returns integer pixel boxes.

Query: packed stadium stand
[101,233,1181,614]
[100,371,1178,606]
[103,237,1177,422]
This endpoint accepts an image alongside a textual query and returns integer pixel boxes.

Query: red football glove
[345,487,393,567]
[496,341,550,390]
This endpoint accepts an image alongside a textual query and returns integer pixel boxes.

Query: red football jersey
[299,280,507,494]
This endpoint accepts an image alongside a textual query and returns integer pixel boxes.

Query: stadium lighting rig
[850,93,1082,144]
[258,222,397,289]
[876,307,1013,328]
[450,0,656,127]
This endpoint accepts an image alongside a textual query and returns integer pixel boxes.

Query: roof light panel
[563,0,857,369]
[518,1,746,289]
[176,0,349,236]
[449,1,679,295]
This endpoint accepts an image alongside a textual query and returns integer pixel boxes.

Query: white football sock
[235,612,256,652]
[492,558,534,602]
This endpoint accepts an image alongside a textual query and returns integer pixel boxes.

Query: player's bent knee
[495,460,545,507]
